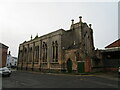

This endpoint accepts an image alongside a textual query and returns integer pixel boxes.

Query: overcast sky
[0,0,118,57]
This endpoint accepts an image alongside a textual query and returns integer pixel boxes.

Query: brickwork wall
[0,48,8,67]
[84,58,92,72]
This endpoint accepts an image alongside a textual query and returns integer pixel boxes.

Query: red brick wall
[0,48,8,67]
[84,58,92,72]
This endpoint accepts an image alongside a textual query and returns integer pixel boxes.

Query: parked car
[119,67,120,74]
[0,67,11,77]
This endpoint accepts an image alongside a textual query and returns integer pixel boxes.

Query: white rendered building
[6,51,17,68]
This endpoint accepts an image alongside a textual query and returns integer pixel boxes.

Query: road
[0,76,2,90]
[2,70,119,88]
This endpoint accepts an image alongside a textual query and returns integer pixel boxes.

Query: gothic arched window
[35,46,39,62]
[24,48,27,62]
[55,41,58,62]
[42,42,47,62]
[29,47,32,62]
[52,41,58,62]
[52,41,55,62]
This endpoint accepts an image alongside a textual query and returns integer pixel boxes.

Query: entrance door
[67,58,72,73]
[77,61,85,73]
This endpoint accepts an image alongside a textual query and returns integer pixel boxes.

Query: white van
[118,67,120,74]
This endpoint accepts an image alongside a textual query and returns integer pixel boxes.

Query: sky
[0,0,118,57]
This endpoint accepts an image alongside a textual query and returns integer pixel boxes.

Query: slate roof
[0,43,9,49]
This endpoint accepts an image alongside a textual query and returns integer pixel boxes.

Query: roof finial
[71,19,74,30]
[71,19,74,25]
[35,33,38,38]
[37,33,38,37]
[79,16,82,23]
[89,24,92,29]
[31,35,32,40]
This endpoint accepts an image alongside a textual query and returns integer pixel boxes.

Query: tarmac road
[2,70,119,88]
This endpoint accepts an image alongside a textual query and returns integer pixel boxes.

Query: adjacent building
[101,39,120,72]
[6,51,18,68]
[0,43,8,67]
[17,16,95,73]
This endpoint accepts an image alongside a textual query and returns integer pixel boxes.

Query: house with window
[6,51,18,68]
[17,16,95,73]
[0,43,8,67]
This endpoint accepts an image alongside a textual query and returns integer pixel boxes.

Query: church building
[17,16,95,73]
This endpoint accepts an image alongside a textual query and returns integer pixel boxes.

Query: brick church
[17,16,95,73]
